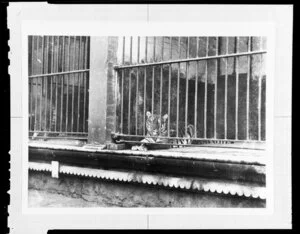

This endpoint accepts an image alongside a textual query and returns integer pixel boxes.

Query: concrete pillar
[87,37,108,145]
[87,37,118,145]
[105,37,119,142]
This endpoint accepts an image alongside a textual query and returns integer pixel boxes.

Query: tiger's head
[145,111,168,137]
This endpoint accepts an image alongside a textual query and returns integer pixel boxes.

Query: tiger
[131,111,195,151]
[169,123,195,147]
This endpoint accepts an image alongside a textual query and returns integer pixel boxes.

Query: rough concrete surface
[28,171,265,208]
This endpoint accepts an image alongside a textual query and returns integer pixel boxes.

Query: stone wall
[28,170,265,208]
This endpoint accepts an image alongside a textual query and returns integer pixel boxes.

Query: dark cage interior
[28,36,90,140]
[115,36,266,146]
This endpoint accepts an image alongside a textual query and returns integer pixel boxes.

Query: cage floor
[29,140,266,165]
[115,146,265,164]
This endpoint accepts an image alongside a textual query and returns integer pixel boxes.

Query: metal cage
[28,36,90,140]
[114,36,267,147]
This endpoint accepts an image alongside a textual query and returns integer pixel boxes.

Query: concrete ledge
[29,141,266,165]
[29,145,266,184]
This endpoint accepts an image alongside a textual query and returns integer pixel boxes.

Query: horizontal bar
[114,50,267,70]
[116,139,264,150]
[113,133,266,143]
[29,69,90,79]
[29,130,88,135]
[29,136,88,140]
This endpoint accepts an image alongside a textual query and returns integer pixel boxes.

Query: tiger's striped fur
[132,111,195,150]
[131,111,234,151]
[170,124,195,147]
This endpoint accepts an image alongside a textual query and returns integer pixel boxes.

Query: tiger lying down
[131,111,195,151]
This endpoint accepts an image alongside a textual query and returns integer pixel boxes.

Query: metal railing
[28,35,90,139]
[114,36,267,146]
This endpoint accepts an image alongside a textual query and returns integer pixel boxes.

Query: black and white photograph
[27,35,267,208]
[7,3,292,232]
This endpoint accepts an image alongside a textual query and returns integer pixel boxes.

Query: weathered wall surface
[28,170,265,208]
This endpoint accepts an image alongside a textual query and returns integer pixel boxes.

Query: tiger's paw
[131,145,148,151]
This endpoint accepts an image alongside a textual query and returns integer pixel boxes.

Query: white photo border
[8,3,292,231]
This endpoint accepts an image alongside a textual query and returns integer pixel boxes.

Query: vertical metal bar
[152,37,156,113]
[76,37,81,131]
[143,67,146,135]
[121,70,124,134]
[204,37,208,139]
[83,37,88,132]
[224,37,228,139]
[170,37,173,59]
[29,78,32,131]
[161,37,164,61]
[187,37,190,58]
[36,36,41,70]
[34,36,39,131]
[145,37,148,63]
[39,36,44,131]
[44,36,48,131]
[120,37,125,133]
[123,36,125,64]
[194,37,199,137]
[143,37,147,134]
[185,37,190,137]
[28,36,32,129]
[153,37,156,61]
[77,36,82,132]
[71,36,76,133]
[194,60,198,138]
[136,67,139,135]
[49,36,54,131]
[196,37,199,58]
[128,70,132,134]
[214,37,219,139]
[168,64,171,137]
[235,37,239,140]
[160,65,163,117]
[246,37,251,140]
[176,37,181,137]
[29,36,34,130]
[185,62,189,136]
[33,36,36,131]
[31,36,34,76]
[167,37,172,137]
[128,37,133,134]
[152,65,154,113]
[34,36,38,75]
[55,36,59,132]
[137,36,140,63]
[130,36,133,63]
[60,36,65,132]
[178,37,181,59]
[114,64,119,135]
[65,36,71,132]
[34,77,38,131]
[136,37,140,134]
[258,36,263,141]
[176,69,180,137]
